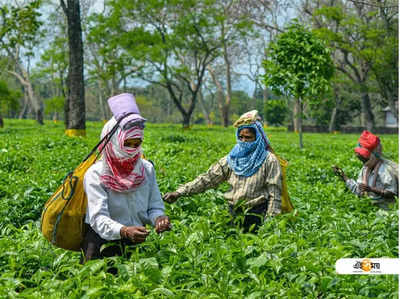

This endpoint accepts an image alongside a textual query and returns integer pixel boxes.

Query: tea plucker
[163,110,292,232]
[82,93,170,263]
[333,130,398,205]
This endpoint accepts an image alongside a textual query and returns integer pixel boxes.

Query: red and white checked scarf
[99,118,145,192]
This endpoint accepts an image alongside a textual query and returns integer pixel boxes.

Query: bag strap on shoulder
[82,113,134,162]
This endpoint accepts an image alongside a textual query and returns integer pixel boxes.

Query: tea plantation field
[0,119,398,298]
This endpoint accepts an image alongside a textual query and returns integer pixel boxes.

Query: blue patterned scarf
[227,121,270,177]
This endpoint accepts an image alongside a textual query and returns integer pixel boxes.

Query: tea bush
[0,119,398,298]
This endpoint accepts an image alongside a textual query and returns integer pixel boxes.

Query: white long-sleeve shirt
[84,159,165,240]
[345,160,398,200]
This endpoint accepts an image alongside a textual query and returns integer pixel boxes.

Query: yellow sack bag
[40,153,97,251]
[40,116,129,251]
[276,155,294,213]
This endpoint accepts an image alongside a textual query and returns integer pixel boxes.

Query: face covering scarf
[99,118,145,192]
[227,121,270,177]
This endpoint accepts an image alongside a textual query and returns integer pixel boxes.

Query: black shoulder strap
[82,113,134,162]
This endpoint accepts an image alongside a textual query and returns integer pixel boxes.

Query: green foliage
[135,95,162,123]
[369,25,398,109]
[307,72,362,128]
[0,80,22,115]
[313,4,393,65]
[313,2,398,116]
[35,35,68,98]
[0,119,398,297]
[263,99,288,126]
[44,96,64,116]
[86,11,138,87]
[230,90,254,117]
[89,0,245,126]
[263,22,334,102]
[0,0,43,50]
[103,0,221,76]
[0,80,10,98]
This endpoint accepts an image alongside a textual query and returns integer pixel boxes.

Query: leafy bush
[263,99,288,126]
[0,120,398,297]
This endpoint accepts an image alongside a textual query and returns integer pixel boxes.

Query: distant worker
[163,110,293,232]
[332,130,398,207]
[82,93,170,266]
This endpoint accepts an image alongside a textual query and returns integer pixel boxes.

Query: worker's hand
[162,192,180,203]
[359,183,371,193]
[332,165,347,181]
[155,215,171,233]
[120,226,149,243]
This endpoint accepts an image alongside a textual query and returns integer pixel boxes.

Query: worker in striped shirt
[163,110,283,232]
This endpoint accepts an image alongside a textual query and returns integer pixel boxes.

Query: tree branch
[8,70,28,86]
[60,0,67,15]
[251,20,283,33]
[348,0,398,8]
[340,49,362,82]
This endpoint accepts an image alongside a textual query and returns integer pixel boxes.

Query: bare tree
[207,0,288,127]
[7,50,43,124]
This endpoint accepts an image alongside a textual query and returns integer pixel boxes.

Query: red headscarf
[354,130,380,159]
[99,118,145,192]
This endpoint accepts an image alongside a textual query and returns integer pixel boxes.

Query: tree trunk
[182,113,191,129]
[64,73,69,128]
[298,98,303,148]
[112,75,118,96]
[98,90,107,121]
[96,81,107,121]
[329,87,341,132]
[8,70,42,124]
[360,85,375,131]
[164,81,196,129]
[198,89,212,126]
[19,92,29,119]
[329,106,338,133]
[222,104,230,127]
[293,99,300,132]
[388,99,398,121]
[222,37,232,128]
[59,69,67,99]
[207,66,228,127]
[216,90,225,126]
[26,81,43,125]
[262,88,268,102]
[36,107,44,125]
[4,46,43,124]
[0,115,3,128]
[61,0,86,136]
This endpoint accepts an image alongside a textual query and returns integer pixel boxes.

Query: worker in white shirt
[82,93,170,264]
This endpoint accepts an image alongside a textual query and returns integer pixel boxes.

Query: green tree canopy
[263,22,334,147]
[263,22,334,101]
[95,0,224,127]
[44,96,64,118]
[310,1,398,128]
[264,99,288,126]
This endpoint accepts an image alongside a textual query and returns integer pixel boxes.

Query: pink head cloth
[107,93,146,129]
